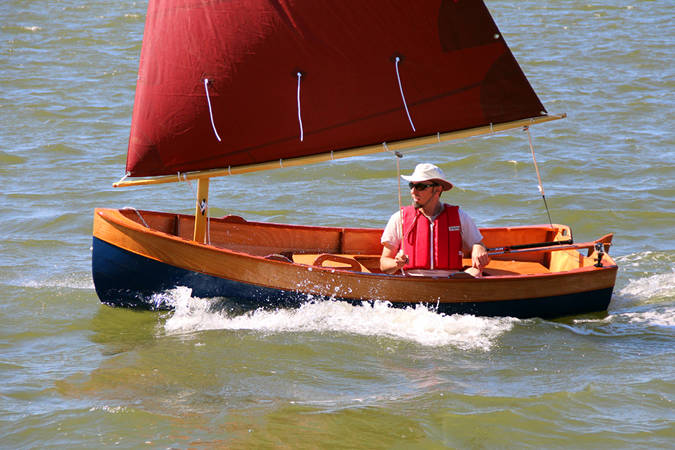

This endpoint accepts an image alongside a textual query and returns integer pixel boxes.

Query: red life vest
[401,204,463,270]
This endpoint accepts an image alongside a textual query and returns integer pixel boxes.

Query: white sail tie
[204,78,222,142]
[297,72,304,142]
[394,56,416,132]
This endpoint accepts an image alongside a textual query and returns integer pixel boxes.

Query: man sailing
[380,163,489,277]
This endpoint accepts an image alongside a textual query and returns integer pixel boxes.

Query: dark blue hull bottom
[92,237,612,319]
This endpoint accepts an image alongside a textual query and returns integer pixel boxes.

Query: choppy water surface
[1,0,673,448]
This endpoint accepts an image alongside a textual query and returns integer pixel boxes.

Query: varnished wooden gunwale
[93,208,617,305]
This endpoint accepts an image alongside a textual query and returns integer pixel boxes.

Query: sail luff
[114,113,565,188]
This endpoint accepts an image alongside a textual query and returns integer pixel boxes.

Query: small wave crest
[618,307,675,328]
[617,269,675,302]
[158,287,516,350]
[568,280,674,334]
[610,251,674,314]
[570,305,675,331]
[20,272,94,290]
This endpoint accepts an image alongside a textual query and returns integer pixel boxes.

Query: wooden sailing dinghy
[92,0,617,318]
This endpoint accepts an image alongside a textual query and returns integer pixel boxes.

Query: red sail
[126,0,545,177]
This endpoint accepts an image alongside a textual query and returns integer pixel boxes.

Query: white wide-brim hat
[401,163,453,191]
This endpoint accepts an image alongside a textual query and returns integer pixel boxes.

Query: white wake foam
[617,269,675,302]
[572,305,675,332]
[618,308,675,327]
[568,268,675,331]
[160,287,516,350]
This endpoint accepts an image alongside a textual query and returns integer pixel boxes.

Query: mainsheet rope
[524,126,553,227]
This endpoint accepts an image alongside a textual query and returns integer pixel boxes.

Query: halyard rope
[393,151,407,276]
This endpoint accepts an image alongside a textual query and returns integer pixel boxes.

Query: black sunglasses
[408,182,437,191]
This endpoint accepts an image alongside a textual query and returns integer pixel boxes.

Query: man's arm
[458,208,489,271]
[380,243,407,274]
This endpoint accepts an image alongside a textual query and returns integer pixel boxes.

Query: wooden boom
[113,114,566,188]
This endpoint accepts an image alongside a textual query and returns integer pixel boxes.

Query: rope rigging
[524,126,553,227]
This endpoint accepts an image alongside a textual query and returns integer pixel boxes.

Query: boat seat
[292,253,370,273]
[264,253,293,263]
[482,259,550,276]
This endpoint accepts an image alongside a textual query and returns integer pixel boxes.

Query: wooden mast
[193,177,209,243]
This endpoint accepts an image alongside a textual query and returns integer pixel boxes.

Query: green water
[1,0,673,448]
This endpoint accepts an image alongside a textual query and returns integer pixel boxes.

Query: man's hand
[394,249,409,269]
[471,242,490,272]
